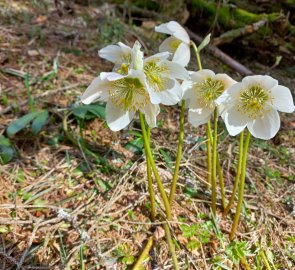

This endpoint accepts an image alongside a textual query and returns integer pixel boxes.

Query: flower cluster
[82,21,294,140]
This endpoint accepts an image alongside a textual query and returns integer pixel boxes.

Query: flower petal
[166,21,190,44]
[100,72,125,81]
[190,69,215,83]
[106,101,135,131]
[130,41,144,70]
[216,82,243,106]
[144,52,170,63]
[98,45,123,63]
[117,42,132,55]
[242,75,278,90]
[81,76,109,104]
[247,107,280,140]
[182,84,202,109]
[159,36,178,54]
[223,105,249,136]
[215,74,237,89]
[172,42,191,67]
[155,22,173,35]
[188,107,214,127]
[163,60,190,80]
[154,79,183,105]
[270,85,295,113]
[147,78,175,104]
[140,103,160,128]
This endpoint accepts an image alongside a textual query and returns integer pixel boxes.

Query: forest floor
[0,1,294,269]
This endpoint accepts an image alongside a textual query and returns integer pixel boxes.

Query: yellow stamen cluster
[196,78,225,108]
[110,77,148,111]
[238,85,271,119]
[144,61,169,92]
[116,55,131,75]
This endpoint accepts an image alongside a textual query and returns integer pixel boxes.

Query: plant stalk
[260,249,272,270]
[132,236,154,270]
[146,127,156,222]
[211,108,218,216]
[163,222,180,270]
[169,100,185,204]
[229,132,251,240]
[139,112,179,269]
[223,131,244,216]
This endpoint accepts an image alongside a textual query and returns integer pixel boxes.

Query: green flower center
[238,85,271,119]
[144,61,169,92]
[110,77,148,111]
[196,78,225,108]
[169,39,181,53]
[116,55,131,75]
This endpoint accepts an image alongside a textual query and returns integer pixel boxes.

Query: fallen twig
[212,19,268,46]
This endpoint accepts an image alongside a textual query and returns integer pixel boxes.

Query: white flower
[143,52,190,105]
[99,41,144,75]
[81,69,159,131]
[217,75,295,140]
[182,69,236,127]
[99,42,132,75]
[155,21,191,67]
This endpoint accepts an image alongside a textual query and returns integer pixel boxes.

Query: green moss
[191,0,281,29]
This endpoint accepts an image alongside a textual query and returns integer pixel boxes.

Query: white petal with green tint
[106,101,135,131]
[159,36,181,54]
[188,107,214,127]
[164,60,190,80]
[81,77,109,104]
[223,105,249,136]
[99,45,124,63]
[270,85,294,113]
[155,21,190,44]
[140,103,160,128]
[172,42,191,66]
[247,106,280,140]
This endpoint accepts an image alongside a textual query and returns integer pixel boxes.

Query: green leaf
[0,145,14,164]
[159,148,173,169]
[179,224,198,238]
[186,239,200,251]
[31,110,49,134]
[122,255,135,265]
[198,33,211,52]
[7,111,40,136]
[125,137,144,153]
[0,135,11,146]
[72,104,105,120]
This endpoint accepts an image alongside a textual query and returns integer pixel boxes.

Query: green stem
[163,222,180,270]
[206,123,212,188]
[207,122,226,209]
[169,100,185,204]
[192,40,226,209]
[146,127,156,222]
[139,112,179,269]
[223,131,244,216]
[229,132,251,240]
[191,41,203,70]
[217,160,226,210]
[211,108,218,216]
[139,112,171,220]
[260,249,272,270]
[240,257,251,270]
[132,236,153,270]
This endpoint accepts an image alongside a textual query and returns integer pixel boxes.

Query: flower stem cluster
[81,20,295,269]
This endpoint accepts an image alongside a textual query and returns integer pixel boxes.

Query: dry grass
[0,1,294,269]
